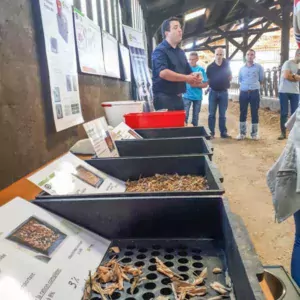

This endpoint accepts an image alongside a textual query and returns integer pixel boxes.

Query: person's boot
[236,122,247,140]
[278,115,287,140]
[251,124,259,140]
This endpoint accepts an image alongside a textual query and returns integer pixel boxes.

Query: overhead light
[183,42,194,50]
[196,39,203,46]
[184,8,206,22]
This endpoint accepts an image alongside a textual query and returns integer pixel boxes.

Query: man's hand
[185,74,202,85]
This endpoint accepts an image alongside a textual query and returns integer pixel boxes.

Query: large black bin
[35,155,224,200]
[34,195,265,300]
[115,136,213,159]
[135,126,211,140]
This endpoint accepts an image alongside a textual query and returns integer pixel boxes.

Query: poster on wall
[38,0,84,132]
[123,25,154,111]
[0,197,110,300]
[102,31,120,79]
[119,44,131,82]
[74,8,106,75]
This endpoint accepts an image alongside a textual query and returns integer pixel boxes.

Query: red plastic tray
[124,111,186,129]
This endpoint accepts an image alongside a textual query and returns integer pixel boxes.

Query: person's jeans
[279,93,299,135]
[239,90,260,123]
[208,90,228,136]
[153,93,184,111]
[292,209,300,286]
[183,98,202,126]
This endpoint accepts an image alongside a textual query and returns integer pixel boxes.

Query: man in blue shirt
[152,17,202,111]
[206,48,232,138]
[183,52,208,126]
[238,49,264,140]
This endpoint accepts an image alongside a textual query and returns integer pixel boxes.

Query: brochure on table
[119,44,131,82]
[84,117,119,157]
[102,31,120,79]
[39,0,84,132]
[112,122,143,140]
[28,153,125,195]
[74,8,106,76]
[0,197,110,300]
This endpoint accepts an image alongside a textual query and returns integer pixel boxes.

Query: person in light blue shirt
[237,49,264,140]
[183,52,208,126]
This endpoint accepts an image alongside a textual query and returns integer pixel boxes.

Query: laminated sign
[28,152,125,195]
[83,117,119,157]
[112,122,143,140]
[0,197,111,300]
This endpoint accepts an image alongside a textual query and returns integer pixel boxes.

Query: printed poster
[83,117,119,158]
[74,8,106,76]
[0,197,111,300]
[112,122,143,140]
[119,44,131,82]
[28,152,125,195]
[39,0,84,132]
[102,31,120,79]
[123,25,154,111]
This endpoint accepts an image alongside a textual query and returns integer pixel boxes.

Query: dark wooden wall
[0,0,131,189]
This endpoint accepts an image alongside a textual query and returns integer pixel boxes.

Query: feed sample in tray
[6,216,67,256]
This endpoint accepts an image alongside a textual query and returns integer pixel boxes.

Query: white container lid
[101,101,141,106]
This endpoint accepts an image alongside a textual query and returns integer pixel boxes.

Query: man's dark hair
[247,49,256,55]
[161,17,181,38]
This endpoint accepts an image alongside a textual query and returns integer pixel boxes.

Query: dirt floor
[199,101,295,272]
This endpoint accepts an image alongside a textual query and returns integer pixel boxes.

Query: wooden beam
[245,21,272,52]
[216,28,244,51]
[229,47,240,60]
[189,45,226,52]
[183,26,280,41]
[239,0,283,27]
[205,1,226,27]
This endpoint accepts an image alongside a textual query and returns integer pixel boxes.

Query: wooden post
[280,2,291,66]
[226,39,229,59]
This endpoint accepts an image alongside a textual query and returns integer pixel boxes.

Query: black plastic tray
[115,137,213,160]
[35,155,224,200]
[135,126,211,140]
[34,196,265,300]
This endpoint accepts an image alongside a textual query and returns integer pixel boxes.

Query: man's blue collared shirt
[152,40,192,95]
[238,63,264,91]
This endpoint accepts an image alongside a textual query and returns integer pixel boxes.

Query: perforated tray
[90,239,233,300]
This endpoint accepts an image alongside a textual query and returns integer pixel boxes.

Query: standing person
[277,49,300,140]
[237,49,264,140]
[206,48,232,138]
[152,17,202,111]
[183,52,208,126]
[267,108,300,287]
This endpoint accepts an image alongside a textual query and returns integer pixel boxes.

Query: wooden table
[0,154,92,206]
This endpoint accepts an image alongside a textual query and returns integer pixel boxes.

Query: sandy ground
[197,101,295,271]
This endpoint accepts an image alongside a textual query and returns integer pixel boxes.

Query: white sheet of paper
[119,44,131,82]
[0,197,111,300]
[102,31,120,78]
[74,8,106,76]
[28,152,125,195]
[84,117,119,157]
